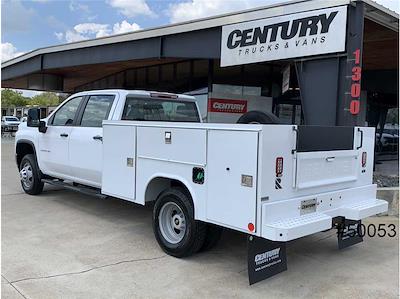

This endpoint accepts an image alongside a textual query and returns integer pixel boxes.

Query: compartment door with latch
[102,124,136,201]
[206,129,258,233]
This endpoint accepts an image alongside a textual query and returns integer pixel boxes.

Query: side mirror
[27,108,40,127]
[27,108,47,133]
[38,121,47,133]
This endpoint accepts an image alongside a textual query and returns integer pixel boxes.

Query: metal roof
[0,0,362,67]
[362,0,399,31]
[1,0,397,69]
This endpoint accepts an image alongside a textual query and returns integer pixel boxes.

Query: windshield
[383,129,399,136]
[122,97,199,122]
[5,117,19,121]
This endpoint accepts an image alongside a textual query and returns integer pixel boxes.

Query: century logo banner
[220,6,347,67]
[208,98,247,114]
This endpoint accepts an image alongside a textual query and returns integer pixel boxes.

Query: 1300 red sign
[208,98,248,114]
[350,49,362,115]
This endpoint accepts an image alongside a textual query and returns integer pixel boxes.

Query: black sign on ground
[337,219,363,249]
[247,236,287,285]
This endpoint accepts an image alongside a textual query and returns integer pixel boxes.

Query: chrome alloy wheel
[159,202,187,244]
[20,162,34,189]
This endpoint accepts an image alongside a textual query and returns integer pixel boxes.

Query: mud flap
[247,236,287,285]
[336,218,363,249]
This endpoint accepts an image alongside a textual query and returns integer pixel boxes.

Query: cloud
[57,21,141,43]
[64,30,86,43]
[108,0,155,17]
[167,0,399,23]
[68,1,97,22]
[69,1,90,14]
[1,0,36,33]
[74,23,110,38]
[54,32,64,41]
[1,42,25,62]
[168,0,286,23]
[112,20,141,34]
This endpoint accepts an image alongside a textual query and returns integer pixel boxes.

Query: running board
[42,179,108,199]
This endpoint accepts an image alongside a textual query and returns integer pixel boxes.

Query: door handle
[60,133,68,137]
[326,157,335,162]
[357,128,363,150]
[93,135,103,141]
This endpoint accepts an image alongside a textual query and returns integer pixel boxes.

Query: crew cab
[16,89,388,283]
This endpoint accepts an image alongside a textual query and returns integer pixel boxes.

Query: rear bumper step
[263,199,388,242]
[338,199,388,220]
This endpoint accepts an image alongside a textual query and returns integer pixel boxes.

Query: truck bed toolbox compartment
[206,129,259,232]
[137,126,206,166]
[102,124,137,200]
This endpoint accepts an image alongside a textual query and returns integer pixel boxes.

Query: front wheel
[153,188,206,257]
[19,154,44,195]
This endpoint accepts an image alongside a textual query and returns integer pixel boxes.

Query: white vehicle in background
[376,128,399,153]
[15,90,388,284]
[1,116,21,133]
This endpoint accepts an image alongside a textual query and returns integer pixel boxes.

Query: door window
[80,95,115,127]
[52,97,83,126]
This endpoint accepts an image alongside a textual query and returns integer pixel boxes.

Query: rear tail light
[276,157,284,176]
[361,152,367,168]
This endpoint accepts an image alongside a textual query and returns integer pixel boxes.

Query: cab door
[38,96,84,178]
[68,94,117,188]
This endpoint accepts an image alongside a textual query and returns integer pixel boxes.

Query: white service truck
[16,89,388,284]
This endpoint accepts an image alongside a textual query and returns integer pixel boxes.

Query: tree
[1,89,28,107]
[30,92,61,106]
[386,108,399,125]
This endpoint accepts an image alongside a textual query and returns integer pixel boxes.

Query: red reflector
[276,157,284,175]
[248,223,255,232]
[362,152,367,168]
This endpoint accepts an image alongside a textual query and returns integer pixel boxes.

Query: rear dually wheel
[153,187,207,257]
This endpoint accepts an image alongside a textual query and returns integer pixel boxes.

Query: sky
[1,0,399,96]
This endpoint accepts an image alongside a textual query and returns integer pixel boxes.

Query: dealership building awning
[1,0,398,127]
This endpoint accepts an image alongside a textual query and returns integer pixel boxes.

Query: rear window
[121,97,199,122]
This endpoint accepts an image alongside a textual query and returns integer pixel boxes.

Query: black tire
[153,187,207,258]
[199,224,223,252]
[237,111,281,124]
[19,154,44,195]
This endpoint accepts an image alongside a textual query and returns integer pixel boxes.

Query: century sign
[220,6,347,67]
[208,98,247,114]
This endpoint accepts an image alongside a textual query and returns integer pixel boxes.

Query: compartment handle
[356,128,363,150]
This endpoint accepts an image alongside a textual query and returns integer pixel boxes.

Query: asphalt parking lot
[1,137,399,299]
